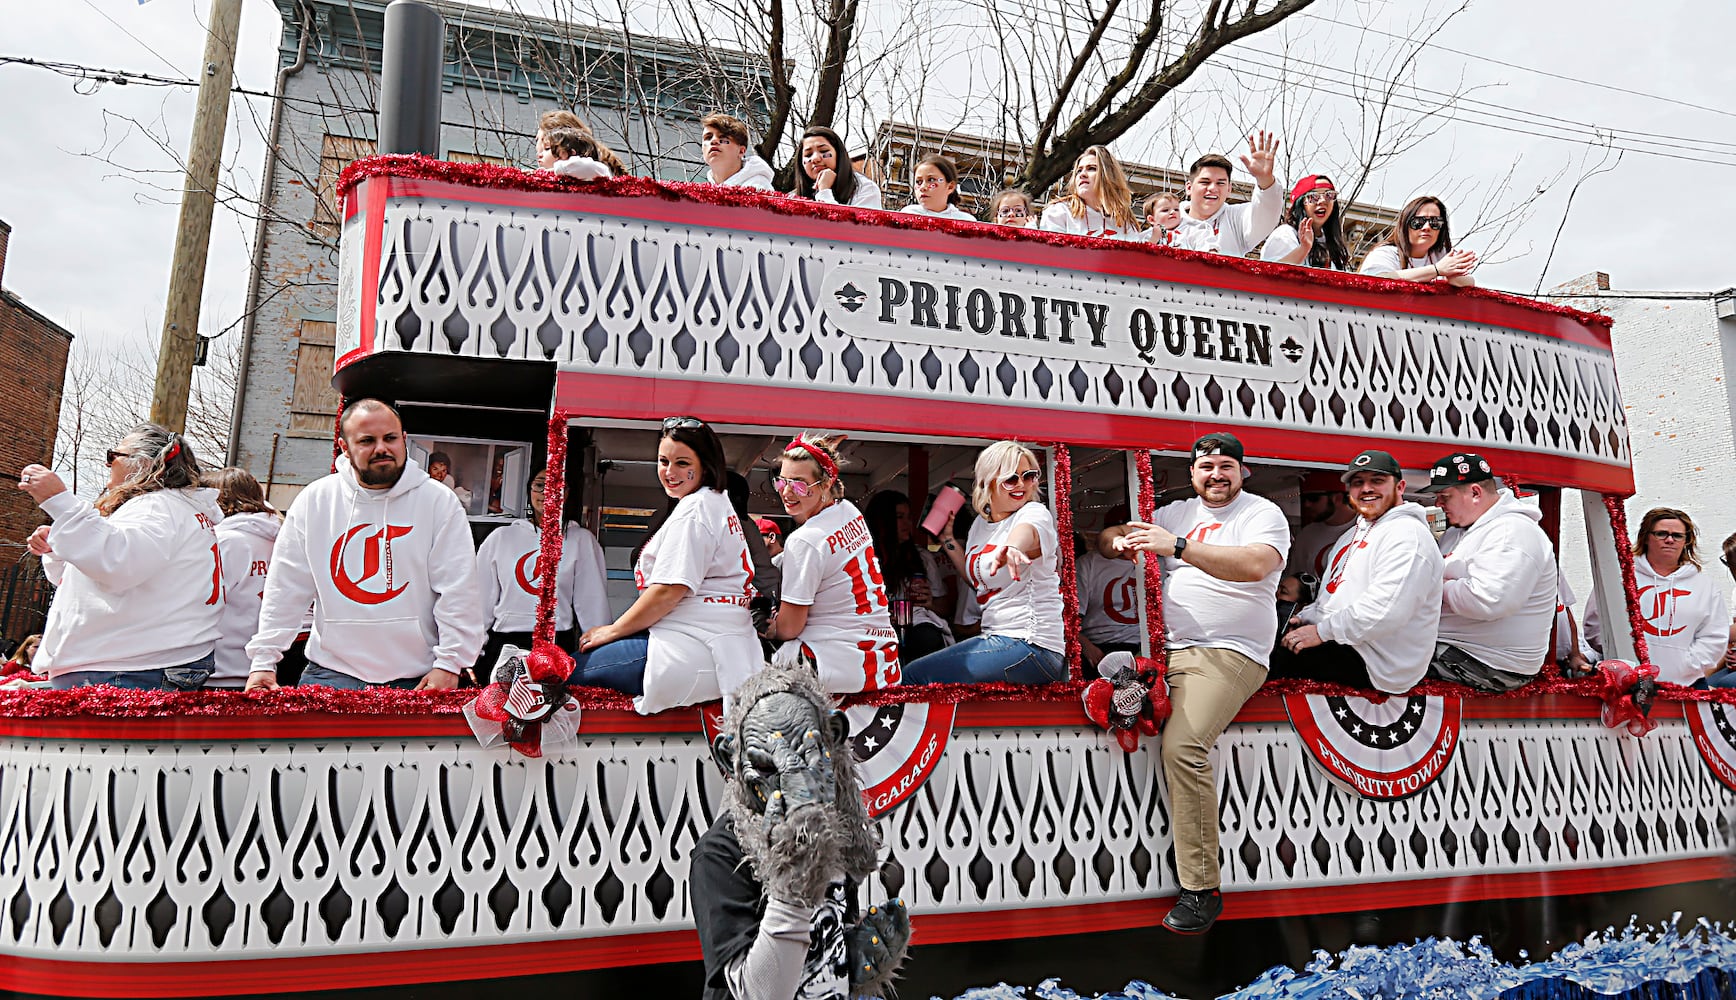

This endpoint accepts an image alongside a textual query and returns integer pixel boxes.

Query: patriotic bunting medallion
[1685,700,1736,791]
[700,700,957,817]
[1285,693,1463,800]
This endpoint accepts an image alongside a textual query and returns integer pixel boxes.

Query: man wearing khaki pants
[1113,432,1289,933]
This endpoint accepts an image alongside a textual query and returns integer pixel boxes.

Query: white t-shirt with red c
[1077,550,1141,646]
[1152,490,1291,665]
[966,502,1065,653]
[778,499,901,692]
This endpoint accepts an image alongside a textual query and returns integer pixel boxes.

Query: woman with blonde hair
[17,424,225,690]
[764,432,901,692]
[903,440,1066,685]
[1038,146,1142,241]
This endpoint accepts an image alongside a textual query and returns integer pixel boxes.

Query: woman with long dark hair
[570,416,762,712]
[1262,175,1350,270]
[795,125,883,208]
[865,490,954,661]
[18,424,225,690]
[1358,194,1477,285]
[207,467,300,688]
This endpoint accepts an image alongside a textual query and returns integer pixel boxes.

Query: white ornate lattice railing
[1,714,1727,961]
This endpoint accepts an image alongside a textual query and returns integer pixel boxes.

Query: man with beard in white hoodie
[245,399,485,691]
[1415,454,1557,693]
[1170,133,1284,257]
[1271,450,1444,694]
[701,113,775,190]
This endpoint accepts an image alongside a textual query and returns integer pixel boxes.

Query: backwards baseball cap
[1341,449,1402,483]
[1416,452,1497,494]
[1191,432,1244,464]
[1289,174,1334,204]
[754,517,781,538]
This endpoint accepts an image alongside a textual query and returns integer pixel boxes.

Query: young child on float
[1144,191,1182,245]
[537,126,611,181]
[989,189,1038,228]
[900,154,976,222]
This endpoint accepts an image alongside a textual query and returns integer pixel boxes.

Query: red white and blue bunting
[1286,693,1463,800]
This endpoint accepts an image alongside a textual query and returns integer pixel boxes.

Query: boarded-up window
[311,135,377,239]
[449,150,516,168]
[289,320,340,435]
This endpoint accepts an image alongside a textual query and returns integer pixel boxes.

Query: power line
[0,55,195,89]
[76,0,186,79]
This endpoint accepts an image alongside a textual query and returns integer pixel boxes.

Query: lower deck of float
[1,696,1732,997]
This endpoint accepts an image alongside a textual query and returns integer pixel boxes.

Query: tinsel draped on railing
[1601,493,1656,669]
[1133,449,1167,666]
[1052,443,1082,681]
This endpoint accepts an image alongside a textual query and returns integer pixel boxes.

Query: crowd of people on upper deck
[529,110,1479,285]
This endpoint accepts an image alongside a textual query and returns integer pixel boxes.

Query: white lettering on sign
[822,263,1316,383]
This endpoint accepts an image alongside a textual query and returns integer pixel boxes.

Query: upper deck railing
[336,156,1631,494]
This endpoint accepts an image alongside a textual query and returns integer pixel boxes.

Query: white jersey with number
[635,488,763,713]
[1077,550,1141,646]
[966,502,1065,653]
[778,500,900,692]
[1152,490,1291,665]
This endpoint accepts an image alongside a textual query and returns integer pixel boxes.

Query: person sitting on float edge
[536,109,625,176]
[755,517,784,561]
[1038,145,1143,241]
[1278,469,1358,605]
[1261,174,1350,270]
[1583,508,1729,688]
[1109,432,1290,934]
[1143,190,1182,245]
[1078,503,1141,669]
[1269,449,1444,694]
[208,467,294,689]
[1709,532,1736,688]
[1359,195,1477,286]
[728,471,782,611]
[569,416,763,713]
[795,125,883,209]
[765,434,902,692]
[989,188,1037,228]
[866,489,956,663]
[246,400,483,692]
[19,425,225,691]
[1414,454,1558,693]
[538,126,611,181]
[701,112,775,189]
[903,441,1067,685]
[1169,133,1283,256]
[900,153,975,222]
[474,465,611,671]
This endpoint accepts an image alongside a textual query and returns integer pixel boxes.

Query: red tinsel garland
[1052,443,1082,681]
[534,412,570,649]
[1602,493,1656,668]
[334,154,1611,331]
[331,395,346,473]
[1134,449,1168,666]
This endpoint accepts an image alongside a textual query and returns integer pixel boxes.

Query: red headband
[786,439,839,480]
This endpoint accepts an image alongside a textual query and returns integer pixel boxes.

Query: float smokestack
[378,1,444,155]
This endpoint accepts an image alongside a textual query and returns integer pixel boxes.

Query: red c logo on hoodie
[1638,585,1693,637]
[331,524,414,605]
[515,552,542,595]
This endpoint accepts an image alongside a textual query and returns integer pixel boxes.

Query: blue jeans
[902,633,1067,685]
[299,663,422,691]
[53,652,215,691]
[567,632,649,695]
[1706,668,1736,689]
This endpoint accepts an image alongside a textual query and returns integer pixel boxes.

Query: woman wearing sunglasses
[1358,194,1477,285]
[903,441,1067,685]
[1262,175,1350,270]
[1582,507,1729,687]
[17,424,225,690]
[569,416,763,713]
[764,433,901,691]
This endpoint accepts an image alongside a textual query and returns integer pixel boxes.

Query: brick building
[0,219,74,564]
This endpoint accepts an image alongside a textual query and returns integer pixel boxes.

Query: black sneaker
[1163,888,1223,935]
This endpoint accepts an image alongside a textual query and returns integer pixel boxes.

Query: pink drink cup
[922,485,968,538]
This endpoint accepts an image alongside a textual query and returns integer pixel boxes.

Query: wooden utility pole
[150,0,244,432]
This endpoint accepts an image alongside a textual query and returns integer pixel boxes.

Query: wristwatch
[1172,536,1188,558]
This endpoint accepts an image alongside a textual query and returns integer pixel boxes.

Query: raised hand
[17,465,66,505]
[847,898,912,996]
[26,525,51,557]
[989,543,1033,581]
[815,167,837,191]
[1240,130,1280,189]
[1296,217,1315,255]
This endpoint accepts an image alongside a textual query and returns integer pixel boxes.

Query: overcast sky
[1,0,1732,360]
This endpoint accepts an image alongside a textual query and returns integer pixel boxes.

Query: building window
[449,150,516,168]
[311,135,377,239]
[289,319,341,436]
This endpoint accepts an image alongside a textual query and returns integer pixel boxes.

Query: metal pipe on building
[377,1,445,156]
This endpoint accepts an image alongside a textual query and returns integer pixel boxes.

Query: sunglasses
[999,470,1042,492]
[661,415,705,432]
[1650,530,1687,542]
[105,449,138,467]
[997,207,1029,219]
[1408,217,1444,231]
[1302,190,1336,205]
[773,476,820,497]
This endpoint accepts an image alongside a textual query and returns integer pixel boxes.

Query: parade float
[2,157,1733,1000]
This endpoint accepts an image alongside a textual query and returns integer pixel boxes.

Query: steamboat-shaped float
[3,159,1733,999]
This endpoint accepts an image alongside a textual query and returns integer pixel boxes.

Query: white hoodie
[1435,491,1558,677]
[1173,180,1283,257]
[1583,557,1730,686]
[35,487,225,679]
[212,511,282,685]
[549,156,610,181]
[1299,502,1444,693]
[248,457,484,684]
[1037,202,1144,242]
[901,203,978,222]
[814,174,883,209]
[709,153,775,190]
[475,517,611,634]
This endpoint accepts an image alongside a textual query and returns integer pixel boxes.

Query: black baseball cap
[1191,432,1244,464]
[1416,452,1497,494]
[1341,449,1402,483]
